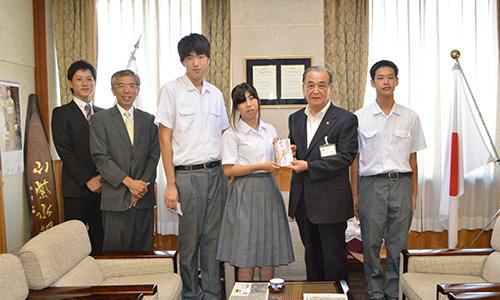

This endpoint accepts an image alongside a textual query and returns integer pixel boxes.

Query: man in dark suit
[89,69,159,252]
[288,66,358,281]
[51,60,104,252]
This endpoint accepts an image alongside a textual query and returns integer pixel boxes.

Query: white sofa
[18,220,181,300]
[400,217,500,300]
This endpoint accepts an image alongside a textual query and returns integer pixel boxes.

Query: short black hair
[67,60,96,81]
[302,66,333,85]
[230,82,261,129]
[369,60,398,80]
[177,33,211,62]
[110,70,141,88]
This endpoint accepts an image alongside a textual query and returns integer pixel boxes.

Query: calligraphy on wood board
[24,94,59,236]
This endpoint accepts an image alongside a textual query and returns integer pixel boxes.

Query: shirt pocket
[359,130,378,152]
[177,105,196,131]
[208,107,221,130]
[393,129,411,151]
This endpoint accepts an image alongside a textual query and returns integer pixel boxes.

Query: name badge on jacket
[320,136,337,158]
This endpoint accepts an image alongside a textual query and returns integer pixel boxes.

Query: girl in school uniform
[217,83,294,281]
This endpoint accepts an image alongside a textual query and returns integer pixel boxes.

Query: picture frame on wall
[0,80,24,175]
[244,56,312,107]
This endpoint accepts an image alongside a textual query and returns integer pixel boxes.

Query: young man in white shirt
[155,33,229,300]
[350,60,426,300]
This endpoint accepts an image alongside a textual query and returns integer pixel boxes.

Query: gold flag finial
[450,49,461,60]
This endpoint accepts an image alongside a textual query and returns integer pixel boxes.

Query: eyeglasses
[113,83,139,90]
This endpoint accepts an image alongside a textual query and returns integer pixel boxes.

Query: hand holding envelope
[274,138,294,167]
[168,202,183,216]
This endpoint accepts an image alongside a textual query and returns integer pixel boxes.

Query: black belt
[175,160,221,171]
[365,172,413,181]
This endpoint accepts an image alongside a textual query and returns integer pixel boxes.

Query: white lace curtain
[95,0,202,234]
[365,0,499,232]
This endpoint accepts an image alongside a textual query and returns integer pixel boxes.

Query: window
[95,0,201,234]
[95,0,201,113]
[365,0,498,231]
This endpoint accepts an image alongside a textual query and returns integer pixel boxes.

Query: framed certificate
[244,57,312,106]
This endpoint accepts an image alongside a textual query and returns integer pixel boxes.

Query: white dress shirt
[222,119,277,173]
[116,104,134,125]
[355,101,426,176]
[304,101,331,147]
[155,75,230,166]
[73,97,93,118]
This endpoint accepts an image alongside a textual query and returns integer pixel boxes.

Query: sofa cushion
[102,273,182,300]
[18,220,92,289]
[406,255,486,276]
[0,254,29,300]
[400,272,485,300]
[97,258,175,278]
[53,256,104,287]
[481,251,500,282]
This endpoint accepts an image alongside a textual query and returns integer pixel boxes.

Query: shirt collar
[116,104,134,117]
[182,75,210,95]
[371,101,401,117]
[304,101,331,118]
[238,118,265,134]
[73,97,91,110]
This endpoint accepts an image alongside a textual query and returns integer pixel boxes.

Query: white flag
[440,63,494,248]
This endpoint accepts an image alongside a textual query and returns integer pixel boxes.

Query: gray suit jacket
[89,105,160,211]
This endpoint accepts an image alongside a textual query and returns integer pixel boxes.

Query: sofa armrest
[28,284,157,299]
[438,283,500,298]
[401,248,493,275]
[94,250,178,278]
[93,250,176,260]
[447,291,500,299]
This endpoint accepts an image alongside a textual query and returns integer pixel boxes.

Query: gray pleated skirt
[216,173,295,267]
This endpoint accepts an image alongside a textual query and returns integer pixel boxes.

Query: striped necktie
[84,104,92,121]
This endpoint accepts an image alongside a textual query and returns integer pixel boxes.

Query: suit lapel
[133,109,144,146]
[305,105,337,157]
[69,100,89,126]
[296,110,308,157]
[94,105,103,114]
[110,106,133,150]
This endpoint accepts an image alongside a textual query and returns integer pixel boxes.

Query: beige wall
[0,0,35,252]
[231,0,324,137]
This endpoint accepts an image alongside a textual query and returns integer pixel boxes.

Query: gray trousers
[176,166,227,300]
[358,175,413,300]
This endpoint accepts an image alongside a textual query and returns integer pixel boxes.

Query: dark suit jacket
[89,105,160,211]
[288,104,358,224]
[51,100,102,197]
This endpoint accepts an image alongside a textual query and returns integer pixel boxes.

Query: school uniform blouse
[221,119,277,172]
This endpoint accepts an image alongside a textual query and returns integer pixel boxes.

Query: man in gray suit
[90,69,160,252]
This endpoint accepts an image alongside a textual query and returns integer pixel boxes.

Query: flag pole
[450,50,500,163]
[451,50,500,248]
[468,208,500,248]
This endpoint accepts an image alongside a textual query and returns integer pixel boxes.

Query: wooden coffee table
[268,281,341,300]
